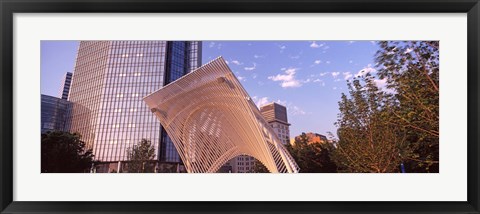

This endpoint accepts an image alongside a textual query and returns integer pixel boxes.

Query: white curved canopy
[144,57,299,173]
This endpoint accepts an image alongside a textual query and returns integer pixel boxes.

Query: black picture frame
[1,0,479,213]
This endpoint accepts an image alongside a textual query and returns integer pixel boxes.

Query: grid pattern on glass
[58,72,73,100]
[41,94,70,133]
[68,41,111,150]
[94,41,167,162]
[68,41,202,163]
[189,41,202,71]
[159,41,200,163]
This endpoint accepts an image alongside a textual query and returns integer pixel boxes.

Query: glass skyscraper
[41,94,70,133]
[59,72,73,100]
[67,41,201,171]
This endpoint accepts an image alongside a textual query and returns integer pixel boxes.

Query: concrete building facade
[260,102,291,145]
[293,132,328,145]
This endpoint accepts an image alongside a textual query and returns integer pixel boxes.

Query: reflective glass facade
[59,72,72,100]
[68,41,201,163]
[159,41,203,162]
[41,94,70,133]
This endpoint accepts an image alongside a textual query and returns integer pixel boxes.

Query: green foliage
[125,139,156,173]
[251,159,269,173]
[332,75,407,172]
[333,41,439,173]
[376,41,439,172]
[41,131,94,173]
[287,133,337,173]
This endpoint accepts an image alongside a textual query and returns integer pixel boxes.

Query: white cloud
[268,68,302,88]
[281,80,302,88]
[254,54,265,59]
[320,72,328,77]
[277,44,286,53]
[355,65,377,78]
[230,60,243,65]
[348,41,355,44]
[331,72,340,78]
[255,97,270,107]
[373,78,396,94]
[237,76,246,82]
[275,99,288,106]
[349,60,353,64]
[310,41,325,48]
[343,72,353,80]
[313,79,326,86]
[208,42,222,49]
[291,106,306,115]
[386,47,397,55]
[333,87,337,90]
[252,97,291,109]
[252,73,258,79]
[374,78,387,88]
[314,60,322,64]
[289,55,300,59]
[404,48,414,54]
[326,61,331,64]
[244,63,257,71]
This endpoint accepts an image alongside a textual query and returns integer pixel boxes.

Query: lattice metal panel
[144,57,300,173]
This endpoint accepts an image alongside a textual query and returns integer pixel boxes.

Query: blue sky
[41,41,380,139]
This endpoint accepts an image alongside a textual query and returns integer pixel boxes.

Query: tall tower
[260,102,291,145]
[67,41,201,171]
[58,72,73,100]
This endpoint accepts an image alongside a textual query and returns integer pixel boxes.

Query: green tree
[332,41,439,173]
[286,132,337,173]
[251,159,269,173]
[375,41,439,172]
[125,139,156,173]
[41,131,94,173]
[333,74,408,173]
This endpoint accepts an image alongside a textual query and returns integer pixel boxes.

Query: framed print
[1,0,479,213]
